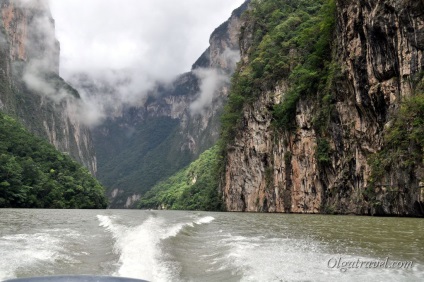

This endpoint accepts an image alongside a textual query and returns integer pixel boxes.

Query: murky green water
[0,209,423,281]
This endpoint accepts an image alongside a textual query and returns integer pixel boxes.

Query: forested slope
[0,112,108,208]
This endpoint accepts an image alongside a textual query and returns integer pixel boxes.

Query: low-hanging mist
[190,68,229,115]
[43,0,245,126]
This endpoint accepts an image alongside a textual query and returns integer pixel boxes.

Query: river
[0,209,423,281]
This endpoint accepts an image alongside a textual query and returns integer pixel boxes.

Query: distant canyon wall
[84,1,250,207]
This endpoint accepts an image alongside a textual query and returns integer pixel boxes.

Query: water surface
[0,209,423,281]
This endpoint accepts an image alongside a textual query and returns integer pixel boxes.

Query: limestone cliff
[222,0,424,216]
[0,0,97,174]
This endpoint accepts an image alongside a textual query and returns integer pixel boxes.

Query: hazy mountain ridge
[71,1,250,207]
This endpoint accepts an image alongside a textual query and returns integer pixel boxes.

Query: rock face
[222,0,424,215]
[79,2,249,207]
[0,0,97,174]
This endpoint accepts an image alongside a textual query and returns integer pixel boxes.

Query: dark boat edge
[3,275,148,282]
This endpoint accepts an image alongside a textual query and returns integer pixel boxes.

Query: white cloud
[49,0,246,81]
[16,0,49,9]
[222,48,241,72]
[190,68,229,114]
[43,0,245,126]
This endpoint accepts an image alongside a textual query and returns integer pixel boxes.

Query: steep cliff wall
[222,0,424,216]
[0,0,97,174]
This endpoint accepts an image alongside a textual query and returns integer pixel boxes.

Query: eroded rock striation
[222,0,424,215]
[0,0,97,174]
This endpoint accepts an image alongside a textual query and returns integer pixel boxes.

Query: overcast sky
[49,0,246,82]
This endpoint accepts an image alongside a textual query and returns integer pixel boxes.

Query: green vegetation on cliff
[0,112,108,208]
[95,116,193,207]
[369,77,424,190]
[138,146,222,211]
[221,0,336,144]
[142,0,338,212]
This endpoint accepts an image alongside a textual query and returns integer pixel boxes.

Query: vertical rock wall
[222,0,424,215]
[0,0,97,174]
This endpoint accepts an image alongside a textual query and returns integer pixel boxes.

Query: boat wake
[0,230,80,281]
[97,214,215,282]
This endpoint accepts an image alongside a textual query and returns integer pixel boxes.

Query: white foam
[165,221,193,238]
[218,233,424,282]
[0,232,77,281]
[97,215,124,239]
[97,214,216,282]
[97,215,176,281]
[215,233,328,281]
[195,216,215,225]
